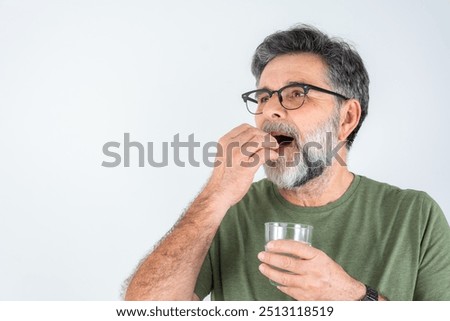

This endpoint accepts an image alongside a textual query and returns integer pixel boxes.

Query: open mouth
[271,133,295,146]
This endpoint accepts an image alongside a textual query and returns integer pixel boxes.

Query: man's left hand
[258,240,366,300]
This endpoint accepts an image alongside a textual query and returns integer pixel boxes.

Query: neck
[278,164,354,207]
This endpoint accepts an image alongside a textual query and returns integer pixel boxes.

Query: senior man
[125,25,450,301]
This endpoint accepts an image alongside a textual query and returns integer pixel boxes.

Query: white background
[0,0,449,300]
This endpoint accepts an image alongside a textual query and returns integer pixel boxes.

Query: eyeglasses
[241,82,350,115]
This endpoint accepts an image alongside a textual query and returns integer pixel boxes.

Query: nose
[261,93,287,120]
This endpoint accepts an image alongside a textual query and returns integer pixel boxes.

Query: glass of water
[264,222,313,286]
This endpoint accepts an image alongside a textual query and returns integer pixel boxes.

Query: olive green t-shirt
[194,175,450,300]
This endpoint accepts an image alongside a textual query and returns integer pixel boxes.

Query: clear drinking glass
[264,222,313,286]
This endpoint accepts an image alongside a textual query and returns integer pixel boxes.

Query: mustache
[261,121,300,142]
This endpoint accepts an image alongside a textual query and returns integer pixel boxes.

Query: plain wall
[0,0,449,300]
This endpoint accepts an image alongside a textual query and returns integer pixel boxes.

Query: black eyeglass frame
[241,82,350,115]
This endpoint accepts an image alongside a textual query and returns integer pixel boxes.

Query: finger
[218,128,259,161]
[258,251,303,275]
[258,263,301,287]
[266,240,317,260]
[229,125,270,141]
[241,140,279,158]
[239,147,279,169]
[255,147,279,164]
[232,130,279,151]
[220,122,278,147]
[233,134,278,164]
[221,132,276,163]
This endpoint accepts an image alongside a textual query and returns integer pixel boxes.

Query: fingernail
[266,241,274,249]
[257,252,265,260]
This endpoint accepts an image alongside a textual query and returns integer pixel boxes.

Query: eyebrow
[258,81,305,91]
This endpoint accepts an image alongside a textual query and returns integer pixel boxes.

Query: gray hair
[251,24,369,149]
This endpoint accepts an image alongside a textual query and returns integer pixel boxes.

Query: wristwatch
[360,284,378,301]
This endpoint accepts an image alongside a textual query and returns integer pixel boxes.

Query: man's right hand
[124,124,279,301]
[203,123,279,211]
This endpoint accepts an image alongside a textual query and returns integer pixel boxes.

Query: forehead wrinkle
[258,53,330,89]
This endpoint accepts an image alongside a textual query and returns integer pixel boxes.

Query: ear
[338,99,361,142]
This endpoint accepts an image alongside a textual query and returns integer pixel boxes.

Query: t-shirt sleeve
[194,249,213,300]
[414,193,450,300]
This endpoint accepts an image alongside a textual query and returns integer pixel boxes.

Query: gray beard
[263,112,340,190]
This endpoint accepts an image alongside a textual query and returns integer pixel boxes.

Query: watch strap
[361,284,378,301]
